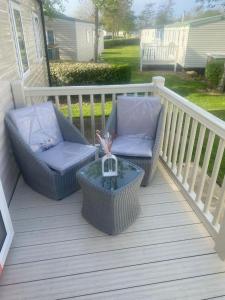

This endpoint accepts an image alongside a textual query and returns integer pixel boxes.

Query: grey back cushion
[117,96,162,139]
[9,102,63,153]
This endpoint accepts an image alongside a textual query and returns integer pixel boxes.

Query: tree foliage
[92,0,121,10]
[43,0,68,17]
[155,0,175,26]
[196,0,225,9]
[136,0,175,29]
[137,2,156,29]
[100,0,135,36]
[74,0,95,22]
[183,5,222,21]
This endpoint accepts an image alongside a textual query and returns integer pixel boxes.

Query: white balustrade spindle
[78,95,85,136]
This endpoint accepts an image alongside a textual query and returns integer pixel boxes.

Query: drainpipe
[39,0,52,86]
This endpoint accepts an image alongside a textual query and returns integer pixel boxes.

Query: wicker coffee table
[77,158,144,235]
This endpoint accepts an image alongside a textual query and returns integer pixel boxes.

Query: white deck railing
[153,77,225,260]
[12,78,225,260]
[140,44,178,72]
[18,83,154,145]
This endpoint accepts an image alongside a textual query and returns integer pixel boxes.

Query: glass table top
[79,158,143,191]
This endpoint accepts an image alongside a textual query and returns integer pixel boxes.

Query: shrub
[205,60,224,88]
[50,62,131,86]
[104,38,140,49]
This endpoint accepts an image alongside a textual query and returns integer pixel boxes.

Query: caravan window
[47,30,55,45]
[9,1,29,77]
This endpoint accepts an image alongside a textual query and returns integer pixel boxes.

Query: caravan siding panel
[185,20,225,68]
[45,17,77,61]
[45,17,103,62]
[0,0,48,203]
[98,29,104,54]
[75,21,95,61]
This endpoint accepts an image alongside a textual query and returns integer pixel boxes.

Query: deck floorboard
[1,164,224,299]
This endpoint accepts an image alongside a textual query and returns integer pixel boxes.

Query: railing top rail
[23,80,225,139]
[158,85,225,140]
[141,44,178,48]
[24,83,154,97]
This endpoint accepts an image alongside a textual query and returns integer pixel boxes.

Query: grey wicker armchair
[105,95,164,186]
[5,102,96,200]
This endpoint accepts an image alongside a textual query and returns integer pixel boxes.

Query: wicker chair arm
[150,106,165,174]
[105,105,117,136]
[5,116,55,177]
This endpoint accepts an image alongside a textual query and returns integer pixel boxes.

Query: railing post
[11,81,26,108]
[152,76,165,96]
[215,214,225,260]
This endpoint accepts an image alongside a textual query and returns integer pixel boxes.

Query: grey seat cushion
[117,96,162,139]
[37,142,96,174]
[8,102,63,153]
[111,135,154,158]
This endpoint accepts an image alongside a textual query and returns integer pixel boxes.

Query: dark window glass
[47,30,55,45]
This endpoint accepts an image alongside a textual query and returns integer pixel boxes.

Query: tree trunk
[94,6,99,63]
[218,62,225,93]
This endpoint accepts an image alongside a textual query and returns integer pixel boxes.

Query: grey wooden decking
[1,164,225,299]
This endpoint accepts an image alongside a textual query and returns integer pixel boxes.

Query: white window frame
[9,1,30,79]
[32,12,43,63]
[0,180,14,275]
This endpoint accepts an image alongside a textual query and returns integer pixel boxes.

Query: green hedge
[104,38,140,49]
[50,62,131,86]
[205,60,224,88]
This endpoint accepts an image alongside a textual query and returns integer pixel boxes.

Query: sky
[65,0,197,18]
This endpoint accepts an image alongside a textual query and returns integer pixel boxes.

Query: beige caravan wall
[185,20,225,68]
[75,21,95,61]
[0,0,48,203]
[45,17,77,61]
[75,21,104,61]
[45,17,104,62]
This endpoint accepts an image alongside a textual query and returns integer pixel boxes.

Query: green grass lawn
[102,45,225,117]
[62,44,225,121]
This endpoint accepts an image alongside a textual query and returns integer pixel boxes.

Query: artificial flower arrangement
[96,130,118,177]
